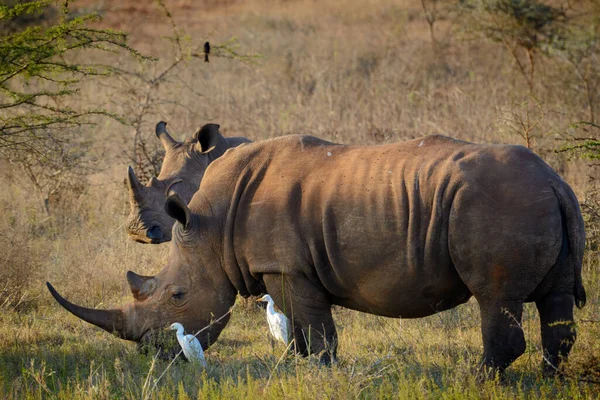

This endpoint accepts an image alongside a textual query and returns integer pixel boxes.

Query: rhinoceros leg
[263,274,337,365]
[535,292,575,376]
[290,310,337,366]
[478,299,526,375]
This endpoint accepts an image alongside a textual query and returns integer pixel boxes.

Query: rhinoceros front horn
[127,166,146,205]
[155,121,178,150]
[46,282,133,340]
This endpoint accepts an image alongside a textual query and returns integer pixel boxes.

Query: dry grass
[1,0,599,398]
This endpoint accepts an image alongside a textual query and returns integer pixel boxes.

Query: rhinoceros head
[48,194,237,354]
[126,121,226,244]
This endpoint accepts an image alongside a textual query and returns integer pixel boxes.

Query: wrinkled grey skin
[49,134,586,375]
[126,121,250,244]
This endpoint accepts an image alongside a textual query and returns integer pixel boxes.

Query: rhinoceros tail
[552,181,586,309]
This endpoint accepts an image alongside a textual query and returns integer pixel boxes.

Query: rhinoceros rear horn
[195,123,222,154]
[155,121,178,150]
[165,194,191,229]
[127,271,157,301]
[127,166,146,205]
[46,282,132,340]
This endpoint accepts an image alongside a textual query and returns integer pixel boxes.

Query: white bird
[169,322,206,367]
[256,294,290,346]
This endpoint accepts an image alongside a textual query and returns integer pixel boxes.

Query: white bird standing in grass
[169,322,207,367]
[256,294,290,346]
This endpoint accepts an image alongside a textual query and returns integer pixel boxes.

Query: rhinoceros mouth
[138,329,152,345]
[131,228,169,244]
[137,327,182,360]
[133,237,168,244]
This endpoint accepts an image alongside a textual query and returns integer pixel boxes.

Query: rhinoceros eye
[170,291,187,306]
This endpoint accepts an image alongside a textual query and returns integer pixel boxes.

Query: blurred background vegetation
[1,0,599,398]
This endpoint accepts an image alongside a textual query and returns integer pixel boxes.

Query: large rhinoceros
[126,121,250,244]
[48,134,586,374]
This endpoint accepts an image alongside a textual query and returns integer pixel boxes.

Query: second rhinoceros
[126,121,250,244]
[49,134,586,374]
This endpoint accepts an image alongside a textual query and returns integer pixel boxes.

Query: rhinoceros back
[196,134,580,318]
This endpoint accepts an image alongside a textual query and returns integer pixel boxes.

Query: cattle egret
[169,322,206,366]
[256,294,290,346]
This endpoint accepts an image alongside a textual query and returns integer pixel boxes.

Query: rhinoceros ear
[195,123,222,154]
[165,194,191,229]
[127,271,157,301]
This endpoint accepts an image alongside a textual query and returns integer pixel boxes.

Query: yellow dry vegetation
[1,0,599,398]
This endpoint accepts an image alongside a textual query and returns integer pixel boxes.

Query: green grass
[1,294,598,399]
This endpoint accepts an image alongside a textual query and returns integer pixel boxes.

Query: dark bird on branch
[204,42,210,63]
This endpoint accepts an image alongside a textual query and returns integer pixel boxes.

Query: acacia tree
[551,1,600,124]
[0,0,144,211]
[1,0,259,213]
[420,0,458,53]
[459,0,568,94]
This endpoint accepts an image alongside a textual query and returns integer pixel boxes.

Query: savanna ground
[1,0,600,398]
